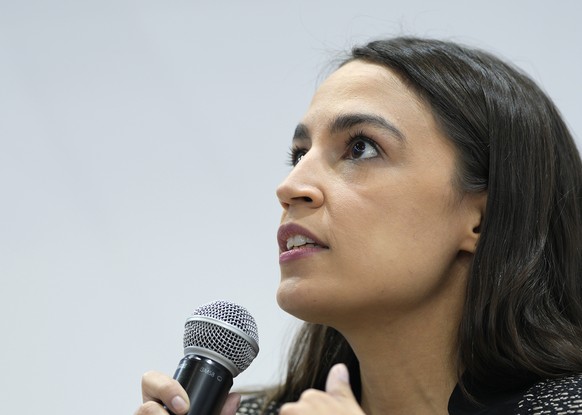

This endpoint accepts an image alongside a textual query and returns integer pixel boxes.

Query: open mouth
[278,223,329,253]
[285,234,324,251]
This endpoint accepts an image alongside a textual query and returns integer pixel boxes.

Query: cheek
[332,186,461,277]
[330,185,435,252]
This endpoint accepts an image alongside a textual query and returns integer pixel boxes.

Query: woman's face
[276,60,483,329]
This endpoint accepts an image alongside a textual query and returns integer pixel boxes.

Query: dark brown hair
[267,36,582,407]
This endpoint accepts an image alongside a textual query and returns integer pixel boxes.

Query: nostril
[279,185,322,207]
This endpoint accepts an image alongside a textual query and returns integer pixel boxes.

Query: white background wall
[1,1,580,414]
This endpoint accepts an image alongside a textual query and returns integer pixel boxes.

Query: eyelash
[344,130,381,159]
[287,147,306,167]
[287,130,381,167]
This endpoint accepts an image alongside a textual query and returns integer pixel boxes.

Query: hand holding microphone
[136,300,259,415]
[138,371,241,415]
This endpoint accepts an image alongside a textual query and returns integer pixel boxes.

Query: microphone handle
[169,354,234,415]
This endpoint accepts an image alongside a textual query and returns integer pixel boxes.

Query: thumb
[325,363,355,400]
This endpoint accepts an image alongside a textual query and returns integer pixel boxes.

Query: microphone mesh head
[183,300,259,375]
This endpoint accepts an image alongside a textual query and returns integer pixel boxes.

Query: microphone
[169,300,259,415]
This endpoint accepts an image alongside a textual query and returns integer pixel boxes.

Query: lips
[277,223,329,257]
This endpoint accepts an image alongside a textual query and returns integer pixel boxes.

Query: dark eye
[347,137,379,160]
[288,147,308,167]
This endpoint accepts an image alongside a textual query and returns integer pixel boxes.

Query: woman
[136,37,582,414]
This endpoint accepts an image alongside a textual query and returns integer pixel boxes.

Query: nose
[276,153,325,210]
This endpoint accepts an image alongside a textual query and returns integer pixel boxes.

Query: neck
[350,316,459,415]
[337,266,467,415]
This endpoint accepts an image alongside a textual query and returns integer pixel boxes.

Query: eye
[346,135,379,160]
[287,147,308,167]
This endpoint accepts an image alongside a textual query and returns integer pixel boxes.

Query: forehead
[304,60,429,126]
[299,60,459,174]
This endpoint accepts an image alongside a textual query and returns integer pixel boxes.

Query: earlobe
[462,224,480,254]
[459,192,487,254]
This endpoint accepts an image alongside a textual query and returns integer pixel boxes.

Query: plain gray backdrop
[1,1,580,414]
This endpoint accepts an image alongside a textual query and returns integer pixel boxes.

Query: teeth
[286,235,316,250]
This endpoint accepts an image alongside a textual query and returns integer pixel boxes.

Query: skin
[276,61,485,414]
[137,60,486,415]
[135,371,240,415]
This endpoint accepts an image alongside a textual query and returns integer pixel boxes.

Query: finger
[324,364,354,400]
[280,389,329,414]
[141,371,190,414]
[134,401,168,415]
[220,393,241,415]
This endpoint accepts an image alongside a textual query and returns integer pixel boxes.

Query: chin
[276,279,333,325]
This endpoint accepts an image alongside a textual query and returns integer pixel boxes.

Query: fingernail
[334,363,349,383]
[171,396,188,413]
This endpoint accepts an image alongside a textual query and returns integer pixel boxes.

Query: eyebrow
[329,113,406,142]
[292,112,406,143]
[292,123,311,142]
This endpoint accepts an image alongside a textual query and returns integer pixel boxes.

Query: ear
[458,191,487,254]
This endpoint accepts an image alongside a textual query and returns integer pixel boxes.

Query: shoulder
[516,374,582,414]
[237,395,280,415]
